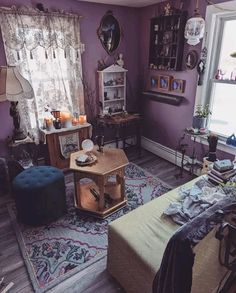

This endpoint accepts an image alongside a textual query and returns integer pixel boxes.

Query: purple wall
[139,0,234,160]
[139,0,200,149]
[0,0,233,161]
[0,0,140,156]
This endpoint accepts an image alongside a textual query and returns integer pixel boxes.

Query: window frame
[195,0,236,143]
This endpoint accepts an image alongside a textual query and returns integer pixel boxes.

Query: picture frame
[150,76,158,89]
[97,11,121,55]
[185,50,199,70]
[158,75,172,91]
[171,79,185,93]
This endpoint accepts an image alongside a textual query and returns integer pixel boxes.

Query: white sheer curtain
[0,6,85,142]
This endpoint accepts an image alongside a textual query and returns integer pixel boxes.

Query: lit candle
[45,118,54,131]
[72,117,79,126]
[60,111,72,128]
[79,115,87,124]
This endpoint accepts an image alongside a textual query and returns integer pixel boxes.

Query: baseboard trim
[141,136,202,175]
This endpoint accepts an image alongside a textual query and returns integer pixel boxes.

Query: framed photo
[150,76,158,88]
[158,75,171,91]
[185,50,199,70]
[171,79,185,93]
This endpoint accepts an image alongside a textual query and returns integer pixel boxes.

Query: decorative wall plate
[185,50,199,70]
[184,16,205,46]
[81,139,94,152]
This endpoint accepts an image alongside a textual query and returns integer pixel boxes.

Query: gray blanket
[163,177,235,225]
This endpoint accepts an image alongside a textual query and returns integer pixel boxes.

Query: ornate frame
[97,10,121,55]
[158,75,172,91]
[171,79,185,93]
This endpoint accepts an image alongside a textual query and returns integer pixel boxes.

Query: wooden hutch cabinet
[149,11,187,71]
[41,124,90,169]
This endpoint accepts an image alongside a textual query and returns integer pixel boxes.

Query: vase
[192,116,207,129]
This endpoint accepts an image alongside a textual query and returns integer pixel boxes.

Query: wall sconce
[184,0,205,46]
[0,66,34,141]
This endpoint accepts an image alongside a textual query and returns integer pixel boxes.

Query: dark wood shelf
[149,11,187,71]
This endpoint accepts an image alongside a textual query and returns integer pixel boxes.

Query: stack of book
[207,159,236,185]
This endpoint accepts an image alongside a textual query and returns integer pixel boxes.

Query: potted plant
[192,104,212,129]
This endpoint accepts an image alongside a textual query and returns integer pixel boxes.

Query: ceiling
[76,0,164,8]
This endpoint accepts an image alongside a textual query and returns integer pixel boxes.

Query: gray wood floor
[0,149,196,293]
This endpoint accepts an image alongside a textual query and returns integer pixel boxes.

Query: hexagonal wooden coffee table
[70,147,129,218]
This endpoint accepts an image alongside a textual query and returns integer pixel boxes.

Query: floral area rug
[8,163,171,292]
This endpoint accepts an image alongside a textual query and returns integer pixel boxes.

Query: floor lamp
[0,66,34,141]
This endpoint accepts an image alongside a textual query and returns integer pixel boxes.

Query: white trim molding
[141,136,202,175]
[194,136,236,157]
[141,136,183,165]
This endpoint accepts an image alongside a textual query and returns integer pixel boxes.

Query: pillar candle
[45,118,54,131]
[60,112,72,128]
[72,117,79,126]
[79,115,87,124]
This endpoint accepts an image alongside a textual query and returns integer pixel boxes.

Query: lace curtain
[0,6,85,142]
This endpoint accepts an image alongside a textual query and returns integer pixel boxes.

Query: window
[196,1,236,139]
[0,9,84,142]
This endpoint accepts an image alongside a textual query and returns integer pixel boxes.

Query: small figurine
[97,59,107,71]
[116,53,124,67]
[164,3,171,16]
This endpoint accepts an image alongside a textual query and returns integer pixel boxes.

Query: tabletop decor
[8,163,171,293]
[81,139,94,152]
[192,104,212,129]
[0,66,34,141]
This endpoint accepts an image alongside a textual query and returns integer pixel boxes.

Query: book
[213,159,234,172]
[208,177,221,186]
[208,172,225,184]
[211,167,236,180]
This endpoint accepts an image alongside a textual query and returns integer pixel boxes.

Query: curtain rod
[0,6,82,19]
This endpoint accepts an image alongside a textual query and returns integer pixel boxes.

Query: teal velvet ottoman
[12,166,67,226]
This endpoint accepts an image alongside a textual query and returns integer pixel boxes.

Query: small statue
[164,3,171,16]
[10,101,20,130]
[116,53,124,67]
[97,59,106,71]
[95,135,104,152]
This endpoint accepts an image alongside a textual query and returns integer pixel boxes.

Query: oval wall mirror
[97,11,121,55]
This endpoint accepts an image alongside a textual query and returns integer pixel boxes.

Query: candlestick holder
[95,135,104,152]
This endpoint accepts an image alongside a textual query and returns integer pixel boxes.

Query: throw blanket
[164,178,227,225]
[153,197,236,293]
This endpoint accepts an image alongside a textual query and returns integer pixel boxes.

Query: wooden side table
[40,124,91,169]
[70,147,129,218]
[97,113,142,154]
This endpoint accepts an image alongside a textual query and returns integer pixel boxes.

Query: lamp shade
[0,66,34,102]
